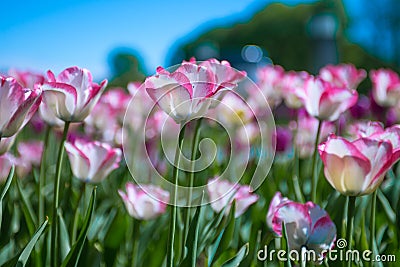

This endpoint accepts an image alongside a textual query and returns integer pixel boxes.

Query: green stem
[292,146,305,203]
[72,182,86,243]
[311,120,322,203]
[131,219,140,267]
[167,124,187,267]
[50,121,70,267]
[39,126,51,224]
[369,190,377,262]
[183,119,202,246]
[346,196,356,267]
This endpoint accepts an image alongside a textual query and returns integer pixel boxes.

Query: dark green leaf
[16,178,37,236]
[221,243,249,267]
[3,218,48,267]
[179,202,202,267]
[0,165,14,232]
[61,187,96,267]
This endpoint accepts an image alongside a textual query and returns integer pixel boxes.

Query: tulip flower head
[118,183,169,220]
[297,76,358,121]
[281,70,310,109]
[319,64,366,89]
[41,66,107,122]
[295,110,335,158]
[145,59,246,124]
[65,139,121,183]
[0,76,42,138]
[370,68,400,107]
[319,133,400,196]
[207,177,259,218]
[15,141,44,178]
[269,195,336,263]
[8,69,45,90]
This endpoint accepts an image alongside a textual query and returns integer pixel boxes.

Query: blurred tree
[107,47,147,88]
[168,0,396,80]
[345,0,400,67]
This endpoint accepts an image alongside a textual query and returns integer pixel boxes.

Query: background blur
[1,0,399,87]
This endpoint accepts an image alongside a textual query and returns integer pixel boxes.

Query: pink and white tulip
[118,183,169,220]
[145,59,245,124]
[319,64,366,89]
[266,192,290,228]
[281,70,310,109]
[85,88,131,144]
[269,196,336,263]
[0,76,42,138]
[207,177,259,218]
[8,69,45,90]
[295,110,335,158]
[255,64,285,108]
[318,134,400,196]
[41,67,107,122]
[65,139,122,183]
[370,69,400,107]
[14,141,43,177]
[297,76,358,121]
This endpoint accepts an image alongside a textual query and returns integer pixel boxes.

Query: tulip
[370,68,400,107]
[8,69,45,90]
[145,59,245,124]
[297,76,358,121]
[347,121,384,140]
[216,92,254,127]
[318,134,400,196]
[266,192,290,228]
[0,76,42,138]
[319,64,366,89]
[207,177,259,218]
[270,198,336,263]
[15,141,44,178]
[85,88,131,144]
[65,139,122,183]
[41,66,107,122]
[118,182,169,220]
[295,110,335,158]
[255,64,285,108]
[275,126,292,154]
[281,70,310,109]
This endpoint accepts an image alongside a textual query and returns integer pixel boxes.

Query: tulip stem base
[369,190,377,264]
[184,118,202,247]
[167,124,187,267]
[39,126,51,224]
[50,121,70,267]
[311,120,322,203]
[346,196,356,267]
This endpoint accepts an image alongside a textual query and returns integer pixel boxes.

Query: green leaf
[179,202,202,267]
[3,218,48,267]
[16,177,37,236]
[0,165,14,232]
[221,243,249,267]
[377,190,396,224]
[17,218,49,267]
[212,201,236,265]
[61,187,96,267]
[59,212,71,261]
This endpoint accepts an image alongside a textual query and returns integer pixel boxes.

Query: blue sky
[1,0,366,79]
